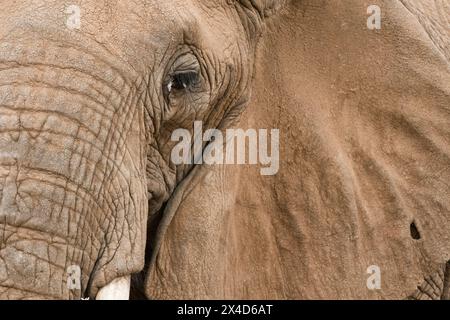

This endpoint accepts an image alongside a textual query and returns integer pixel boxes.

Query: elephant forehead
[0,0,244,74]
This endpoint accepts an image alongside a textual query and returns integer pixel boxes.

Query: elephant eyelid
[171,52,200,71]
[162,51,205,106]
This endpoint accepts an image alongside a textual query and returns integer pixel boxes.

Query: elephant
[0,0,449,300]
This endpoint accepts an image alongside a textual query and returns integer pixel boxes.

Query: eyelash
[166,71,200,93]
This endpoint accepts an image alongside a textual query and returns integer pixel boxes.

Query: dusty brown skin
[0,0,449,299]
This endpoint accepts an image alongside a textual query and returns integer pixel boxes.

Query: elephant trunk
[0,30,148,299]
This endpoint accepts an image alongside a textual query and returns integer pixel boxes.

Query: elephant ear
[145,0,450,299]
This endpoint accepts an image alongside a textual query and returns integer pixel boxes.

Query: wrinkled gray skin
[1,0,449,300]
[0,0,274,299]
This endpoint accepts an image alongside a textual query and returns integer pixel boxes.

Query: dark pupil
[172,72,198,90]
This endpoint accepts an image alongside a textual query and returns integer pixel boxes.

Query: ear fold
[145,0,450,299]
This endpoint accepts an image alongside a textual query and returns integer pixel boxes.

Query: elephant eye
[166,71,200,93]
[162,52,207,112]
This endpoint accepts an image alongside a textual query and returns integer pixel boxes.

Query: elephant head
[1,0,450,300]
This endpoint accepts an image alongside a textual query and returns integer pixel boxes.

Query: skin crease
[0,0,449,300]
